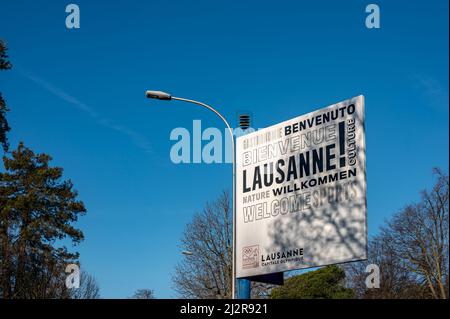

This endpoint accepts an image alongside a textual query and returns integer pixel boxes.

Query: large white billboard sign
[236,95,367,278]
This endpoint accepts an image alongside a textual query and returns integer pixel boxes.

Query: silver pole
[171,96,236,299]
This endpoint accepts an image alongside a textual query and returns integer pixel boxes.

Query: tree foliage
[0,39,12,152]
[270,265,354,299]
[0,143,86,298]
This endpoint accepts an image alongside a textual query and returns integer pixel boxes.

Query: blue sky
[0,0,448,298]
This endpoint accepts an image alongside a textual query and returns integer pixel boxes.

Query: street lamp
[146,90,237,299]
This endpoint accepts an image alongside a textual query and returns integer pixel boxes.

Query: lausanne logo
[242,245,259,269]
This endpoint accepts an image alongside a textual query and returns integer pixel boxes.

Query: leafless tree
[172,191,233,299]
[131,289,155,299]
[70,271,100,299]
[346,168,449,299]
[345,235,427,299]
[383,168,448,299]
[172,191,273,299]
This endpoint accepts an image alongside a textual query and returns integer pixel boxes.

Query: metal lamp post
[145,90,237,299]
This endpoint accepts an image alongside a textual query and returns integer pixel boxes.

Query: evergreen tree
[0,143,86,298]
[0,40,12,152]
[270,265,354,299]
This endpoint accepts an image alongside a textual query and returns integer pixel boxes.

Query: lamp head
[145,90,172,100]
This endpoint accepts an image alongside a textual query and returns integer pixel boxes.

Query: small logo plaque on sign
[242,245,259,269]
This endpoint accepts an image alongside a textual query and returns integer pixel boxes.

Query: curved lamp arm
[146,90,237,299]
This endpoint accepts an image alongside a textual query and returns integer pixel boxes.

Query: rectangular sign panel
[236,95,367,278]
